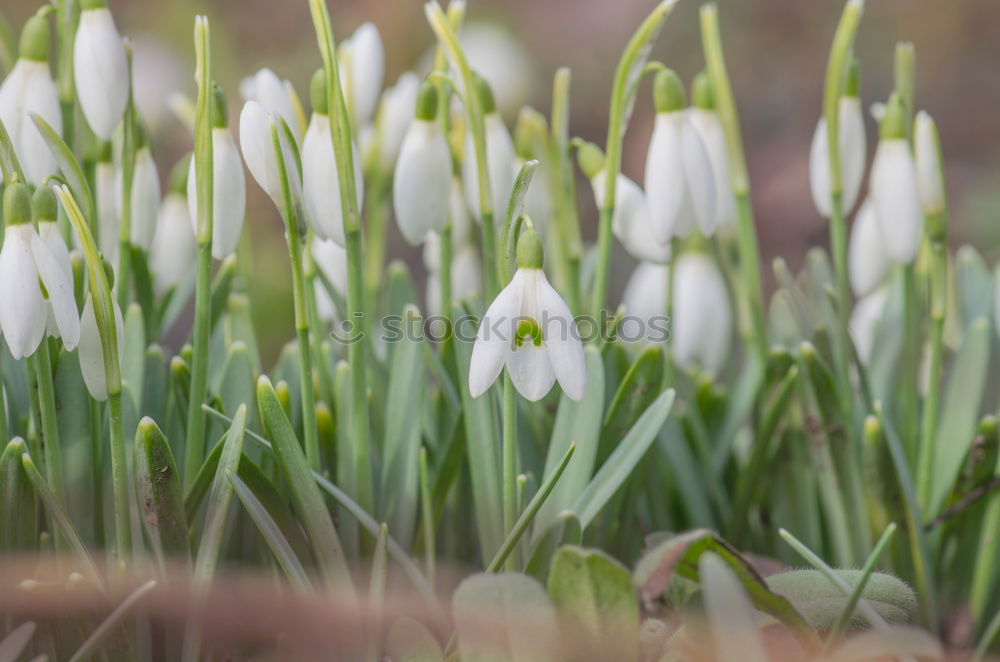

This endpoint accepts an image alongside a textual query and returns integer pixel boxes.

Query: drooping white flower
[673,253,732,374]
[870,95,922,264]
[393,82,451,245]
[621,261,670,346]
[152,161,196,293]
[376,72,420,169]
[338,22,384,127]
[239,67,303,141]
[311,236,348,324]
[0,13,61,185]
[426,244,482,318]
[850,286,889,364]
[594,170,670,265]
[94,150,119,262]
[187,88,247,259]
[456,22,534,117]
[239,100,302,210]
[848,199,891,297]
[809,95,866,217]
[462,78,515,224]
[74,0,129,140]
[0,184,79,358]
[688,73,737,233]
[116,143,161,250]
[78,293,125,401]
[469,228,584,402]
[914,110,945,217]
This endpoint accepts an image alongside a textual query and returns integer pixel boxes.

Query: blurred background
[6,0,1000,362]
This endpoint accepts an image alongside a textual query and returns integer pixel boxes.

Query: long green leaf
[30,112,95,220]
[700,552,770,662]
[0,438,36,553]
[133,418,189,566]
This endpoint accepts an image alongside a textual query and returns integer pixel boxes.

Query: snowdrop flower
[94,144,119,262]
[426,245,481,317]
[240,100,302,211]
[376,72,420,169]
[809,65,866,217]
[151,159,196,293]
[671,252,732,374]
[469,227,585,401]
[850,286,889,364]
[621,261,670,345]
[578,141,670,264]
[311,236,348,324]
[644,69,716,240]
[239,67,304,141]
[301,70,363,245]
[393,82,451,245]
[870,94,922,264]
[0,12,61,185]
[462,76,515,225]
[914,111,945,219]
[688,72,737,233]
[456,22,534,117]
[514,107,552,236]
[74,0,129,140]
[339,22,384,127]
[187,87,246,259]
[116,130,161,250]
[0,184,79,359]
[847,199,891,297]
[78,292,125,401]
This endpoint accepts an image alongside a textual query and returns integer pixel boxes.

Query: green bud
[414,81,438,122]
[19,12,50,63]
[211,85,228,129]
[80,0,108,9]
[515,226,544,270]
[514,107,548,159]
[3,182,33,226]
[653,68,686,114]
[31,186,58,223]
[168,155,190,196]
[691,71,715,110]
[845,55,860,98]
[575,140,605,180]
[879,92,908,141]
[98,140,113,164]
[473,73,497,115]
[310,68,328,116]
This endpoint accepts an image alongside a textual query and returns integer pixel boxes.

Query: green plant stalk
[424,2,499,297]
[590,0,675,318]
[183,18,214,490]
[440,223,453,316]
[362,174,389,304]
[700,4,767,363]
[0,9,14,74]
[502,373,517,571]
[32,341,65,510]
[54,0,79,144]
[548,67,582,313]
[108,391,130,562]
[419,447,435,585]
[90,398,104,545]
[900,264,920,461]
[917,233,947,508]
[116,47,137,310]
[894,42,916,135]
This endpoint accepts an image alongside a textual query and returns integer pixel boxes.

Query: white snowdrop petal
[311,236,349,303]
[19,62,62,186]
[0,226,47,359]
[30,232,80,350]
[621,261,669,338]
[342,23,384,126]
[77,295,123,402]
[595,171,670,264]
[506,343,556,402]
[644,113,686,243]
[915,111,944,216]
[240,68,302,141]
[689,108,737,231]
[535,272,585,401]
[870,139,923,264]
[847,199,890,297]
[469,271,524,398]
[188,128,247,258]
[301,114,364,245]
[519,158,552,237]
[840,96,867,214]
[74,8,129,140]
[463,113,515,224]
[126,147,161,250]
[681,119,717,236]
[393,120,452,245]
[378,72,420,168]
[850,287,889,364]
[151,194,197,294]
[673,253,732,374]
[809,117,833,218]
[95,161,119,262]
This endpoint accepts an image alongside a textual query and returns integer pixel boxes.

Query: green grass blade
[29,113,95,220]
[68,580,156,662]
[133,418,189,566]
[1,439,37,553]
[367,523,389,662]
[825,523,898,649]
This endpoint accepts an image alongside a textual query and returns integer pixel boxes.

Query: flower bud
[116,136,161,251]
[239,100,302,211]
[914,111,945,221]
[240,67,303,141]
[870,93,922,264]
[376,72,420,169]
[338,22,384,127]
[74,0,129,139]
[461,77,514,224]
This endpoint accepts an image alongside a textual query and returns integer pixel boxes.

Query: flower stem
[917,230,947,507]
[900,264,920,461]
[33,341,65,507]
[548,68,582,314]
[501,373,517,571]
[116,46,137,310]
[288,220,321,468]
[108,390,131,562]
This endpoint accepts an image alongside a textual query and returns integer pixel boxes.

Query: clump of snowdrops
[0,0,998,659]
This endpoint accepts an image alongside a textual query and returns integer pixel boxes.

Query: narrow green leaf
[209,255,238,335]
[368,523,389,662]
[68,580,157,662]
[30,112,94,219]
[598,346,662,467]
[217,341,256,422]
[0,438,36,553]
[133,418,189,565]
[826,524,899,647]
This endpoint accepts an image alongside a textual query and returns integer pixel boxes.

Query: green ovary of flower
[514,318,543,348]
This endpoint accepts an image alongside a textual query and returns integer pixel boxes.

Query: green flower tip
[19,12,50,63]
[980,414,998,437]
[101,256,116,290]
[4,437,27,455]
[845,55,860,98]
[414,81,438,122]
[515,226,544,270]
[31,185,58,223]
[138,417,158,435]
[80,0,108,10]
[879,92,908,141]
[691,70,715,110]
[863,415,881,441]
[473,73,497,115]
[310,68,328,116]
[211,85,228,129]
[575,140,605,180]
[514,107,547,159]
[168,155,190,196]
[98,140,113,164]
[653,68,686,113]
[3,182,33,226]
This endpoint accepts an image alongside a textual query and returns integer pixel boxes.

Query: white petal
[377,72,420,168]
[452,246,482,304]
[449,177,474,246]
[95,161,119,262]
[914,111,943,216]
[535,271,585,400]
[240,101,301,209]
[151,194,196,293]
[18,62,62,186]
[621,261,669,331]
[809,117,832,217]
[240,68,302,141]
[689,108,737,232]
[520,157,552,236]
[506,343,556,402]
[594,171,671,264]
[840,96,866,214]
[681,119,717,236]
[341,23,384,126]
[457,23,533,116]
[0,226,47,359]
[393,120,452,245]
[122,147,161,250]
[673,252,732,374]
[463,113,515,224]
[469,271,524,397]
[74,8,128,140]
[0,61,30,147]
[189,128,247,258]
[848,199,890,297]
[31,230,80,349]
[850,287,889,364]
[870,139,923,264]
[310,236,348,299]
[644,113,686,242]
[301,113,364,245]
[77,294,123,401]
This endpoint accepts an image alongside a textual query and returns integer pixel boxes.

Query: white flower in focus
[914,111,945,217]
[847,199,891,297]
[239,67,303,141]
[469,228,584,402]
[376,72,420,169]
[672,253,732,374]
[809,95,866,217]
[0,14,61,185]
[116,144,161,250]
[187,89,247,259]
[850,287,889,364]
[462,78,515,224]
[311,236,348,324]
[393,83,451,245]
[239,100,302,210]
[78,293,125,401]
[870,95,923,264]
[74,0,129,140]
[339,22,384,127]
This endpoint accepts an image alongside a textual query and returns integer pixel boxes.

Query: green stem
[288,222,320,469]
[33,341,65,507]
[548,68,582,314]
[501,374,517,571]
[54,0,79,145]
[440,223,453,315]
[900,264,920,462]
[108,391,130,563]
[917,238,947,508]
[90,398,104,546]
[116,48,137,310]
